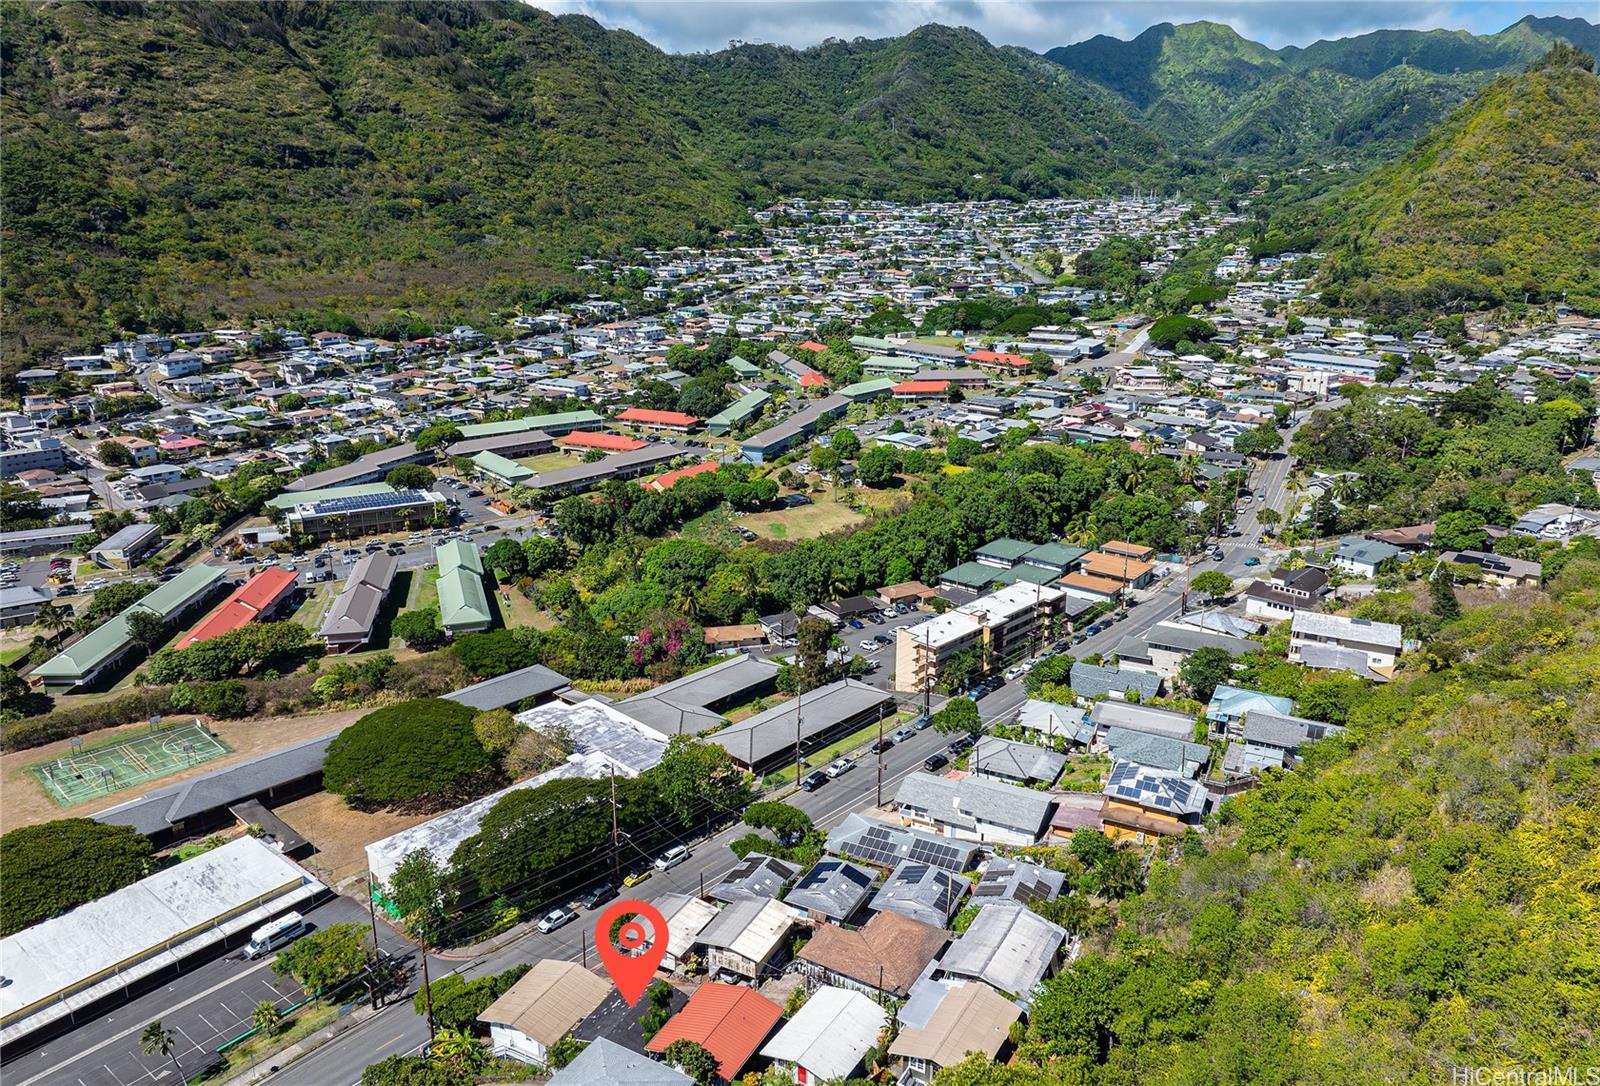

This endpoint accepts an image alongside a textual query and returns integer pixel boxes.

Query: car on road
[579,883,615,910]
[1072,634,1087,645]
[1244,556,1261,567]
[654,844,690,871]
[622,870,652,889]
[799,770,829,792]
[1211,548,1225,560]
[537,907,577,934]
[870,737,893,754]
[911,712,932,730]
[892,726,915,743]
[1004,665,1025,681]
[923,753,949,772]
[825,757,854,778]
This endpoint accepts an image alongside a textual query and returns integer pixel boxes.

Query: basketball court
[28,720,233,807]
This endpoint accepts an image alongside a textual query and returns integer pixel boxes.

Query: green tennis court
[29,721,233,807]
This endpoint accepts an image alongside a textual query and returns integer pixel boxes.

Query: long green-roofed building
[471,451,536,488]
[435,540,492,635]
[838,377,896,402]
[455,410,603,440]
[706,390,771,436]
[33,564,229,691]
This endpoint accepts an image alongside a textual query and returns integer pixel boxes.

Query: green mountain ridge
[0,2,1180,358]
[1047,16,1598,164]
[1316,58,1600,316]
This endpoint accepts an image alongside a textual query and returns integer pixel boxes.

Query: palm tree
[140,1022,180,1076]
[252,1000,283,1038]
[33,601,68,638]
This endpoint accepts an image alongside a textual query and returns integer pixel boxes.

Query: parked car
[825,757,854,778]
[912,713,932,730]
[923,753,949,772]
[847,618,864,630]
[622,870,652,889]
[579,884,615,910]
[948,734,975,754]
[870,737,893,754]
[1211,548,1225,560]
[654,845,690,871]
[873,634,893,645]
[858,640,876,652]
[799,770,829,792]
[537,907,577,934]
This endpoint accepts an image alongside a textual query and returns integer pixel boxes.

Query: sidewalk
[215,1001,381,1086]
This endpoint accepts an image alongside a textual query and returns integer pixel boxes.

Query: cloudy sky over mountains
[526,0,1595,53]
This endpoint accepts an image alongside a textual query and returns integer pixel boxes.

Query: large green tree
[0,819,154,935]
[323,699,500,812]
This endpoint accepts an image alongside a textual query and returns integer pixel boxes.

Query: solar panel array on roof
[309,488,433,515]
[1106,760,1206,815]
[826,814,978,873]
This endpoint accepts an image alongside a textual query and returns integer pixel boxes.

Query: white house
[479,959,610,1066]
[1289,612,1402,672]
[759,985,887,1084]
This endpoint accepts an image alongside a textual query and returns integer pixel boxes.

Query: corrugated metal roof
[480,959,610,1047]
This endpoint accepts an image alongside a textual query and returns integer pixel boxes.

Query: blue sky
[523,1,1596,53]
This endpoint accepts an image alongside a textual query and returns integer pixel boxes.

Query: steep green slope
[1317,59,1600,317]
[1049,16,1598,167]
[0,4,1182,358]
[1045,21,1284,145]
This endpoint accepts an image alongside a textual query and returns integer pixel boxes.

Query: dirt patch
[275,790,435,888]
[0,706,370,833]
[275,790,438,889]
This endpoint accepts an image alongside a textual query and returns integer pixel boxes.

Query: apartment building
[893,582,1066,693]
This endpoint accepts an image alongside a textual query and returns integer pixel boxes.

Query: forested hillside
[1046,16,1598,164]
[1316,52,1600,317]
[0,2,1178,358]
[937,569,1600,1084]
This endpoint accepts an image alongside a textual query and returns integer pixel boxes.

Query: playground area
[28,720,233,807]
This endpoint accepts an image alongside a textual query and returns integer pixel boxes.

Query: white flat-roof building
[894,582,1066,693]
[1289,611,1402,672]
[0,837,324,1047]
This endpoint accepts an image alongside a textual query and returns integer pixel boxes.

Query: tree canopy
[0,819,154,935]
[323,699,500,812]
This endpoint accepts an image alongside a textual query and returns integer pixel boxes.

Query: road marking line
[9,958,279,1086]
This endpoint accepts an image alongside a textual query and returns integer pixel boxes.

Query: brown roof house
[889,979,1022,1086]
[480,959,611,1066]
[796,908,948,999]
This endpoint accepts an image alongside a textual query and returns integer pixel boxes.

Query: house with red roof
[796,341,827,353]
[891,380,951,402]
[616,407,703,433]
[159,434,209,458]
[555,431,649,454]
[643,461,718,492]
[175,567,299,651]
[645,982,783,1082]
[968,349,1032,370]
[798,371,827,390]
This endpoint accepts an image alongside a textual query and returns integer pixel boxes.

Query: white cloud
[520,0,1594,54]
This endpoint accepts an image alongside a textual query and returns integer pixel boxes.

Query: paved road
[1,895,423,1086]
[974,229,1050,285]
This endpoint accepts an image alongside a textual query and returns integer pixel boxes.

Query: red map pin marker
[595,900,668,1006]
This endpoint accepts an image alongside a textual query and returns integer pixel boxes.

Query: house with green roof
[706,390,771,437]
[861,356,919,378]
[837,377,896,403]
[975,539,1035,569]
[471,451,536,488]
[435,540,492,635]
[1019,542,1087,575]
[938,561,1002,592]
[726,355,763,381]
[33,564,229,691]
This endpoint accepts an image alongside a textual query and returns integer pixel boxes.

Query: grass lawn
[1057,754,1112,793]
[406,567,438,611]
[742,500,867,541]
[189,1001,341,1085]
[515,451,579,473]
[765,709,910,788]
[493,585,552,630]
[0,643,32,666]
[291,583,337,629]
[724,693,792,723]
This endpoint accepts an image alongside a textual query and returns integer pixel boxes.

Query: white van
[654,845,690,871]
[245,912,308,959]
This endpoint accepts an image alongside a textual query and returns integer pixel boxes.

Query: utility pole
[365,868,382,1010]
[418,943,436,1044]
[875,702,885,808]
[794,680,805,786]
[610,763,620,886]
